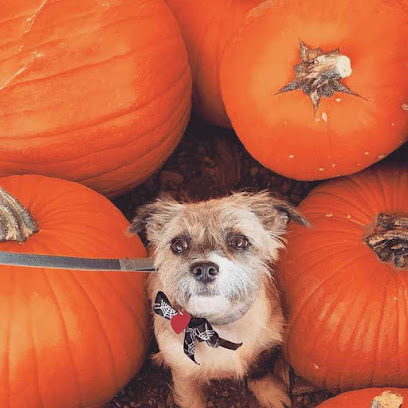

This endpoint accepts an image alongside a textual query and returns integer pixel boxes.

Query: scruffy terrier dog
[130,191,308,408]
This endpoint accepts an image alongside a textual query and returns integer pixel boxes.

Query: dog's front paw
[249,375,291,408]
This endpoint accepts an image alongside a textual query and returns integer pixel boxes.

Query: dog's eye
[170,237,189,254]
[229,234,250,250]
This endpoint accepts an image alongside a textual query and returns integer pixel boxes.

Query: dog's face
[130,191,308,324]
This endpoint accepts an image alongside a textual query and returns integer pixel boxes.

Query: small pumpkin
[165,0,262,127]
[317,388,408,408]
[277,163,408,393]
[0,0,191,197]
[0,175,149,408]
[220,0,408,180]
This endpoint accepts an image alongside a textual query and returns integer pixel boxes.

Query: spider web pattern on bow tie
[196,326,216,342]
[184,327,197,361]
[154,298,178,320]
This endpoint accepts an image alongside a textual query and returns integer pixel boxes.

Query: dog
[129,191,309,408]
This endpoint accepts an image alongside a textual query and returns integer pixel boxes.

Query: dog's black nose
[190,261,219,283]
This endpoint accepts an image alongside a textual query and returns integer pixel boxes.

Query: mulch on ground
[108,115,407,408]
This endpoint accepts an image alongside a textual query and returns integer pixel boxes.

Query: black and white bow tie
[153,291,243,364]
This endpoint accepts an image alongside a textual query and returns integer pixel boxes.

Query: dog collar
[153,291,243,364]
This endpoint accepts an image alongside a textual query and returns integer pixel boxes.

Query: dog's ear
[231,190,310,231]
[271,197,310,228]
[128,194,182,243]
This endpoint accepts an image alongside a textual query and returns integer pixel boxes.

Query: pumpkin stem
[276,41,362,114]
[0,187,39,242]
[370,390,404,408]
[366,213,408,268]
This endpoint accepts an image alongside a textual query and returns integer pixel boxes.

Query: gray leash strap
[0,251,156,272]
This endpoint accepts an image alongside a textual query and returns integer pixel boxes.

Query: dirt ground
[107,115,407,408]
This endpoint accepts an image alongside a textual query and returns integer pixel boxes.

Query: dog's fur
[130,191,308,408]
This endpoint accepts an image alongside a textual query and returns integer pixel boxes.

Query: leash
[0,251,156,273]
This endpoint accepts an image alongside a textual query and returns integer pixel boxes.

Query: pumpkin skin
[277,163,408,393]
[317,388,408,407]
[0,0,191,197]
[0,175,149,408]
[220,0,408,180]
[165,0,262,127]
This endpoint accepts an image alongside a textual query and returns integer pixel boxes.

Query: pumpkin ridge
[308,191,373,220]
[390,273,402,386]
[284,242,358,266]
[27,275,46,408]
[1,64,190,148]
[300,212,367,227]
[0,11,30,26]
[295,225,363,237]
[369,273,391,388]
[4,271,14,408]
[98,273,150,346]
[374,169,391,210]
[336,280,372,390]
[28,236,82,405]
[395,273,407,380]
[319,251,384,391]
[72,84,191,168]
[41,268,82,407]
[71,270,148,403]
[308,270,361,389]
[10,0,179,51]
[2,8,149,59]
[2,34,183,98]
[3,20,180,74]
[190,11,218,81]
[0,91,189,194]
[68,271,118,395]
[75,105,190,184]
[341,175,386,215]
[286,252,369,361]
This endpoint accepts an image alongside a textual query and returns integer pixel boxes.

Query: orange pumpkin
[317,388,408,407]
[277,163,408,393]
[220,0,408,180]
[0,0,191,197]
[0,175,149,408]
[165,0,262,127]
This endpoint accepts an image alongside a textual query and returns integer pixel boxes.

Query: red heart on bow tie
[170,311,191,334]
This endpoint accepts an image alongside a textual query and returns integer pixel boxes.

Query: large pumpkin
[0,175,149,408]
[318,388,408,408]
[220,0,408,180]
[0,0,191,197]
[165,0,262,127]
[277,163,408,393]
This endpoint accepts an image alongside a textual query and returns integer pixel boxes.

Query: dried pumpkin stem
[277,41,362,113]
[370,390,404,408]
[378,213,408,229]
[366,213,408,268]
[0,187,39,242]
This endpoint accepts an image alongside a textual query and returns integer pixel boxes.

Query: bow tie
[153,291,243,364]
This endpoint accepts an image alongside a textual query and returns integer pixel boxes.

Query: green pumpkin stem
[0,187,39,242]
[366,213,408,268]
[276,41,362,114]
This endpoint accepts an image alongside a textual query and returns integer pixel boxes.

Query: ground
[106,115,407,408]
